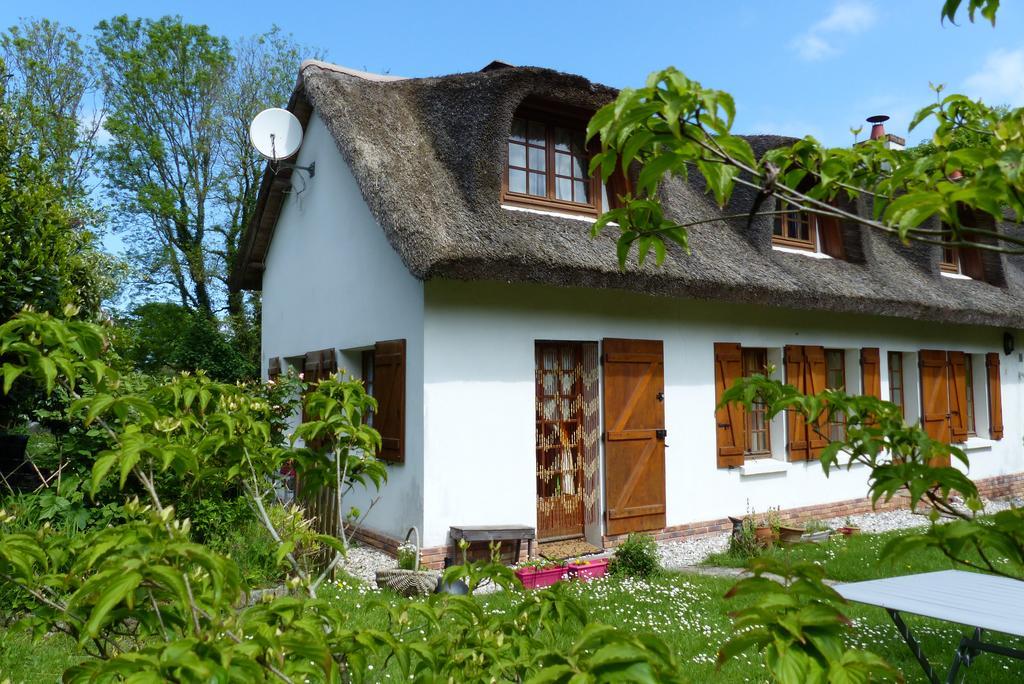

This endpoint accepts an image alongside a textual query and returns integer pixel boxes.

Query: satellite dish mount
[250,108,315,180]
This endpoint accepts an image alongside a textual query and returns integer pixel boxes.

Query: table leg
[888,609,941,684]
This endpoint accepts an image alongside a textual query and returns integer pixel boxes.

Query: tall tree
[1,18,104,204]
[96,16,309,330]
[96,16,231,315]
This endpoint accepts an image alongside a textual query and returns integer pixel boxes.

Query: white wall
[421,279,1024,546]
[261,112,425,541]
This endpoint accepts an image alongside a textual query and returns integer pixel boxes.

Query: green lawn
[702,526,1011,581]
[4,532,1024,683]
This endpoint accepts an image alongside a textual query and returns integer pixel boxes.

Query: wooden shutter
[804,345,830,459]
[987,352,1003,440]
[714,343,745,467]
[603,338,666,534]
[818,215,846,259]
[784,345,810,461]
[919,349,951,466]
[948,351,969,443]
[374,339,406,463]
[268,356,282,381]
[860,348,881,399]
[303,348,336,383]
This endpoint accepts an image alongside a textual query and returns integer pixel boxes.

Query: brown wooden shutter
[986,352,1004,440]
[860,348,881,399]
[784,345,809,461]
[818,215,846,259]
[374,339,406,463]
[948,351,969,443]
[603,338,666,534]
[919,349,952,466]
[960,246,986,281]
[804,345,830,459]
[268,356,282,381]
[304,348,336,383]
[714,343,745,468]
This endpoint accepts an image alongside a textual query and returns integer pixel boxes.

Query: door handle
[656,429,667,439]
[656,392,664,402]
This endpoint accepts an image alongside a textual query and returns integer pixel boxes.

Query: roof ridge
[299,59,407,82]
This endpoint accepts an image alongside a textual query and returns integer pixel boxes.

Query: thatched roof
[233,60,1024,329]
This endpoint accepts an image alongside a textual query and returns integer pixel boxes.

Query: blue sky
[4,0,1023,147]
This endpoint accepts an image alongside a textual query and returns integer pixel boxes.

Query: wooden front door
[919,349,952,467]
[535,342,587,540]
[602,338,666,536]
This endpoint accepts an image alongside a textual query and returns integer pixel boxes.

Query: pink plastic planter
[568,558,609,581]
[514,565,568,589]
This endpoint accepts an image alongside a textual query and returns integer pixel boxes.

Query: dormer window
[772,202,817,250]
[503,108,608,216]
[940,207,995,281]
[771,200,845,258]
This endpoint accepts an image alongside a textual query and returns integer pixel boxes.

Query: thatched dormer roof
[233,60,1024,329]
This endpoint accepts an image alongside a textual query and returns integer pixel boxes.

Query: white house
[231,59,1024,567]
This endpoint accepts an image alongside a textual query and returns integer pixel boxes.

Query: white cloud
[791,1,878,62]
[964,48,1024,106]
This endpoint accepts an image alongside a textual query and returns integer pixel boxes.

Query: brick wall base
[350,471,1024,569]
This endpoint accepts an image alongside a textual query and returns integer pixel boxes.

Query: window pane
[528,172,546,196]
[556,176,572,201]
[528,146,546,171]
[511,118,527,142]
[509,168,526,194]
[571,154,586,178]
[508,142,526,168]
[574,180,589,203]
[528,121,545,146]
[554,127,571,151]
[555,152,571,176]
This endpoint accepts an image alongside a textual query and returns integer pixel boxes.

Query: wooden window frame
[741,347,772,458]
[887,351,905,418]
[772,201,818,251]
[825,349,846,442]
[940,236,961,274]
[503,105,607,217]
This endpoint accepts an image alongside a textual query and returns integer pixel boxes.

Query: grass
[703,526,1010,581]
[4,532,1024,683]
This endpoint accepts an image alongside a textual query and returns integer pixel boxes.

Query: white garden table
[836,569,1024,683]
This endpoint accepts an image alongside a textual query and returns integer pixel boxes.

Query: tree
[96,17,308,335]
[1,18,104,205]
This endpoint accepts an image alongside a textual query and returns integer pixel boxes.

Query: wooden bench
[448,525,536,565]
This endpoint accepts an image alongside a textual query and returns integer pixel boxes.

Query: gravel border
[658,496,1022,571]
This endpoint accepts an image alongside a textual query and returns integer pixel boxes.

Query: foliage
[719,558,899,683]
[396,541,418,570]
[116,302,258,382]
[609,532,661,578]
[0,310,684,681]
[728,516,761,559]
[1,18,104,203]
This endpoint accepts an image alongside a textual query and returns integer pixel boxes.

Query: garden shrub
[609,532,661,578]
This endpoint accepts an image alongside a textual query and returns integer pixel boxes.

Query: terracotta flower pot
[754,526,777,548]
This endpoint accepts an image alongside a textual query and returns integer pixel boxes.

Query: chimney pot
[867,114,890,141]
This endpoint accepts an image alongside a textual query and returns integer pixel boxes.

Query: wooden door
[602,338,666,536]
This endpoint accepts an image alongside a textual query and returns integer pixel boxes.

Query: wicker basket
[375,526,438,597]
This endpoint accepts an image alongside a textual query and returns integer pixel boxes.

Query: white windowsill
[771,245,833,259]
[940,271,972,280]
[739,459,790,477]
[960,436,994,452]
[501,204,617,225]
[833,449,869,467]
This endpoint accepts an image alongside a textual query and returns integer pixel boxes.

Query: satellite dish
[250,108,304,161]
